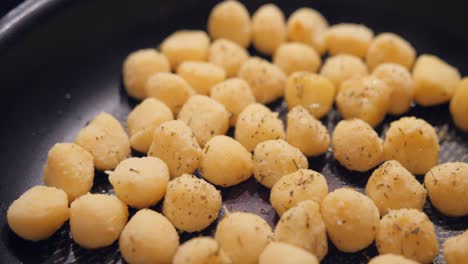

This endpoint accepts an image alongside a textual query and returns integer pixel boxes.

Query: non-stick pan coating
[0,0,467,263]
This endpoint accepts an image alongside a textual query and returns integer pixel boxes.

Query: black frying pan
[0,0,467,263]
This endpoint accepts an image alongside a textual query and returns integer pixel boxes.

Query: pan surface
[0,0,467,263]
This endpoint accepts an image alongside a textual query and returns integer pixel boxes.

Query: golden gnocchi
[75,112,131,171]
[273,200,328,260]
[324,23,374,58]
[108,157,169,209]
[286,106,330,157]
[273,42,321,75]
[43,143,94,202]
[7,186,69,241]
[443,230,468,264]
[208,39,250,77]
[319,54,368,93]
[127,98,174,153]
[254,139,308,188]
[450,77,468,131]
[160,30,210,70]
[321,188,379,253]
[259,242,319,264]
[287,7,328,54]
[163,174,221,232]
[177,61,226,95]
[366,33,416,70]
[251,4,286,55]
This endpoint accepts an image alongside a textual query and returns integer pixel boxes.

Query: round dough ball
[424,162,468,217]
[366,33,416,70]
[273,42,321,75]
[286,106,330,156]
[201,135,253,187]
[383,116,439,175]
[7,186,69,241]
[160,30,210,70]
[145,72,196,114]
[148,120,202,178]
[376,209,438,264]
[450,77,468,131]
[336,76,391,127]
[332,119,383,172]
[163,174,221,232]
[209,39,250,77]
[43,143,94,202]
[251,4,286,55]
[75,112,131,171]
[369,254,419,264]
[366,160,427,215]
[235,103,285,151]
[413,54,461,106]
[319,54,368,93]
[271,169,328,216]
[253,139,308,188]
[215,212,272,264]
[210,78,256,126]
[177,61,226,95]
[372,63,415,115]
[207,0,251,48]
[324,23,374,58]
[178,95,230,147]
[119,209,179,264]
[285,71,335,119]
[70,193,128,249]
[173,237,230,264]
[287,7,328,54]
[443,230,468,264]
[123,49,170,99]
[127,98,174,153]
[273,201,328,260]
[108,157,169,209]
[238,57,286,104]
[259,242,319,264]
[321,188,380,253]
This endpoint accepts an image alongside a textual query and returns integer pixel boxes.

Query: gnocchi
[324,23,374,58]
[285,71,335,119]
[321,188,380,252]
[365,160,427,215]
[207,0,251,48]
[70,193,128,249]
[259,242,319,264]
[286,7,328,54]
[177,61,226,95]
[254,139,308,188]
[210,78,256,126]
[119,209,179,264]
[273,42,321,75]
[163,174,221,232]
[319,54,368,93]
[148,120,202,178]
[413,54,461,106]
[127,98,174,153]
[450,77,468,131]
[273,200,328,260]
[270,169,328,216]
[43,143,94,202]
[178,95,230,147]
[75,112,131,171]
[383,116,439,175]
[336,76,391,127]
[215,212,272,264]
[235,103,285,151]
[238,57,286,104]
[201,135,253,187]
[286,106,330,157]
[7,186,69,241]
[251,4,286,55]
[332,119,383,172]
[424,162,468,217]
[208,39,250,77]
[443,230,468,264]
[368,254,419,264]
[160,30,210,70]
[366,33,416,70]
[123,49,170,99]
[173,237,230,264]
[108,157,169,209]
[376,209,438,264]
[145,72,195,114]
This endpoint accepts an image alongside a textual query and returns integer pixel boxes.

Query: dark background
[0,0,467,263]
[0,0,22,17]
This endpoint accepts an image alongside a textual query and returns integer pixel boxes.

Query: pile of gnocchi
[6,1,468,263]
